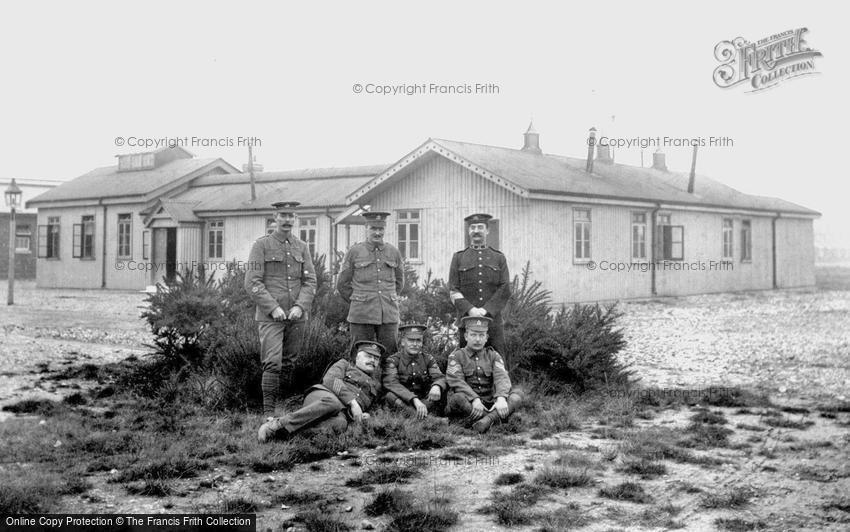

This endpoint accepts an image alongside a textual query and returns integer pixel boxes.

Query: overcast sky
[2,1,846,246]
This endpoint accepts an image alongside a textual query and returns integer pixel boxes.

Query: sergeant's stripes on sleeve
[333,378,344,395]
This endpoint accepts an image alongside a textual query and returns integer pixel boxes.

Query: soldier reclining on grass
[446,316,523,433]
[257,341,385,443]
[382,323,448,419]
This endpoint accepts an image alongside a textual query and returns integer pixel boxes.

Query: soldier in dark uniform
[448,213,512,369]
[382,324,447,419]
[336,211,404,356]
[446,316,523,433]
[257,341,385,442]
[245,201,318,416]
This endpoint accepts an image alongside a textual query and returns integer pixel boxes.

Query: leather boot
[258,417,289,443]
[472,411,501,434]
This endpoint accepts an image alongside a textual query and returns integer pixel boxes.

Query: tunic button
[288,276,292,280]
[478,280,482,284]
[378,291,382,294]
[479,289,483,292]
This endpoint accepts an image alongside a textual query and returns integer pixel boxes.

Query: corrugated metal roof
[28,158,232,204]
[428,139,818,215]
[175,166,386,212]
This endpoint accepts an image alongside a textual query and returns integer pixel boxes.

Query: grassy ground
[2,364,849,530]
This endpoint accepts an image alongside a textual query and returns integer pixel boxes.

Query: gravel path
[618,288,850,402]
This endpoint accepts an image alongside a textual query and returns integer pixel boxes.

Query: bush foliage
[139,257,632,411]
[505,262,633,393]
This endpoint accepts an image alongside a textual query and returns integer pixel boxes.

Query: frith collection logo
[713,28,822,92]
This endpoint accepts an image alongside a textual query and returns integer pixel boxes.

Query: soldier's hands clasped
[288,305,303,320]
[271,306,287,321]
[428,385,442,402]
[412,398,429,419]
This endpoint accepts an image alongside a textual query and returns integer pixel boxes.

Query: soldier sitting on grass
[257,341,385,443]
[446,316,523,433]
[382,323,447,419]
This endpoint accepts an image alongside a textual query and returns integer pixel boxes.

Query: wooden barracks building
[27,126,819,305]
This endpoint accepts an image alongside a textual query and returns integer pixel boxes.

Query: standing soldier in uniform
[257,341,385,442]
[382,324,447,419]
[245,201,317,416]
[336,211,404,356]
[446,316,523,433]
[448,213,512,369]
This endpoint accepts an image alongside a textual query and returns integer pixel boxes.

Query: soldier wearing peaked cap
[445,316,523,433]
[245,201,318,415]
[336,211,404,356]
[258,340,385,442]
[448,213,512,370]
[382,324,447,419]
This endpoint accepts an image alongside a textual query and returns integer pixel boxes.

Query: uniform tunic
[445,346,511,403]
[319,358,383,411]
[245,232,317,321]
[336,241,404,325]
[448,245,510,323]
[275,358,383,435]
[382,351,447,404]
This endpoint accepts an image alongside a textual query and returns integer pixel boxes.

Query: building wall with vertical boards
[35,206,106,289]
[365,153,816,305]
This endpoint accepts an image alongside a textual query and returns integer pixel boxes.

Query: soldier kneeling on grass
[382,323,447,419]
[257,341,385,443]
[446,316,523,433]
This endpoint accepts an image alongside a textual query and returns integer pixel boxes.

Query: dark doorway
[165,228,177,281]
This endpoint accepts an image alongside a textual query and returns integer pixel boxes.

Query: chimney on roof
[652,149,667,171]
[246,144,258,201]
[687,144,698,193]
[585,127,597,173]
[521,121,542,154]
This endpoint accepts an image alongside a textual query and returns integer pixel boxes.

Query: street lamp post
[5,178,22,305]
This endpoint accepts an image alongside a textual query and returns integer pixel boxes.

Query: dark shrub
[505,263,633,394]
[141,269,222,368]
[138,259,350,408]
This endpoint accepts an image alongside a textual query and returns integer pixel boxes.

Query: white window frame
[741,220,752,262]
[722,218,734,259]
[208,220,224,259]
[574,208,591,262]
[15,224,32,253]
[142,230,150,260]
[631,212,647,260]
[299,216,317,257]
[117,213,132,259]
[397,210,421,261]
